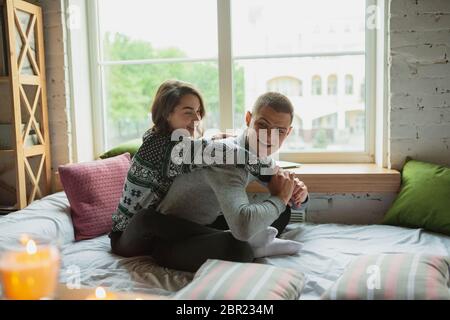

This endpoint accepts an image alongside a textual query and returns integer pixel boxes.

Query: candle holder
[0,218,62,300]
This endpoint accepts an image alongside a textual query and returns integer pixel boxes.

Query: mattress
[1,192,449,299]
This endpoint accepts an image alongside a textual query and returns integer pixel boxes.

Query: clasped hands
[268,167,308,208]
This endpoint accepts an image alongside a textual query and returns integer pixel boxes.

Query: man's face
[245,105,292,156]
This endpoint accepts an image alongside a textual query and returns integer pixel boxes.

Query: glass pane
[26,154,46,201]
[233,55,366,152]
[16,9,30,32]
[98,0,218,61]
[232,0,365,57]
[103,62,219,150]
[27,22,37,74]
[14,27,22,62]
[20,84,42,146]
[15,10,36,75]
[0,5,8,76]
[0,152,17,207]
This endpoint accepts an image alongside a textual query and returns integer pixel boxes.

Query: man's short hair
[252,92,294,124]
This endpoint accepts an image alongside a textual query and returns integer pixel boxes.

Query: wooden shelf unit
[0,0,51,210]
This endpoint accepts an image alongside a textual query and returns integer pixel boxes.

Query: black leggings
[110,207,291,272]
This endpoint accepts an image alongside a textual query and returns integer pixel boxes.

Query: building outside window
[345,74,354,95]
[327,74,338,95]
[267,76,302,96]
[311,75,322,96]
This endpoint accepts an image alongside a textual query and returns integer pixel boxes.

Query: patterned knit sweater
[111,129,273,233]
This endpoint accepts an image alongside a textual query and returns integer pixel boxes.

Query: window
[93,0,219,149]
[311,75,322,95]
[327,75,338,95]
[89,0,375,162]
[267,77,302,96]
[345,74,354,95]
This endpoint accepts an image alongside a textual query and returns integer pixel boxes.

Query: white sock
[247,227,278,247]
[252,238,303,258]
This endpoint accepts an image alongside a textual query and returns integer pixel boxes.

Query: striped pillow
[173,259,305,300]
[322,254,450,300]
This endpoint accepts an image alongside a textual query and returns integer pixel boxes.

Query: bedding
[1,192,450,299]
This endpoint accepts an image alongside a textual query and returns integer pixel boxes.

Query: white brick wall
[390,0,450,169]
[37,0,73,171]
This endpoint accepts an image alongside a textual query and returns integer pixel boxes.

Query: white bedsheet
[1,192,449,299]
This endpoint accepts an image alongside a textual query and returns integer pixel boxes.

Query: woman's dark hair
[151,80,205,134]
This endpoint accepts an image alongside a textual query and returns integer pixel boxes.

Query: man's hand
[268,170,296,205]
[290,178,308,208]
[211,132,237,140]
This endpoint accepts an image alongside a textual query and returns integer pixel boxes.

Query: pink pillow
[58,153,131,241]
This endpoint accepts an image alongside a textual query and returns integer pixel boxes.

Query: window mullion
[217,0,233,131]
[366,0,377,161]
[87,0,107,154]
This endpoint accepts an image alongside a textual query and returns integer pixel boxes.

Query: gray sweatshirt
[157,133,308,241]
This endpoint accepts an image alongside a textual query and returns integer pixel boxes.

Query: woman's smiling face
[167,94,202,137]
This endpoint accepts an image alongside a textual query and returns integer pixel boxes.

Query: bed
[1,191,449,299]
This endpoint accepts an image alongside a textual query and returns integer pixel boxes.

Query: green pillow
[382,158,450,235]
[99,139,142,159]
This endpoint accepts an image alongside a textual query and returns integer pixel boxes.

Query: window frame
[87,0,381,163]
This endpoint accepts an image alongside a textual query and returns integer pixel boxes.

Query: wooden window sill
[246,164,401,193]
[53,164,401,194]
